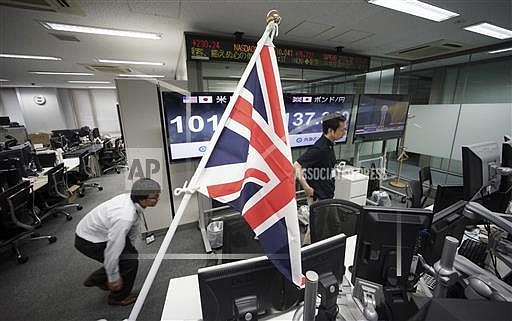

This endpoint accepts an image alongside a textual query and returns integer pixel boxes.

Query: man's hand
[304,186,314,197]
[108,278,123,292]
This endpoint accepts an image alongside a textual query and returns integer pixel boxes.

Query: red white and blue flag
[194,33,303,288]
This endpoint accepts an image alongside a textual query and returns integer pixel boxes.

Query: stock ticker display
[185,33,370,72]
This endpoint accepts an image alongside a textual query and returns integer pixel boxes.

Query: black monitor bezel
[161,91,355,162]
[352,94,411,143]
[352,206,433,287]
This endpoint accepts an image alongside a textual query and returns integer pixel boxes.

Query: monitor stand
[234,295,258,321]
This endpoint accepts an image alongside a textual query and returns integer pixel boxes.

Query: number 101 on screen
[169,111,347,134]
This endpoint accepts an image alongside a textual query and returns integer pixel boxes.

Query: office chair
[67,151,103,197]
[406,180,423,208]
[419,166,433,206]
[41,163,82,221]
[309,199,363,243]
[0,181,57,263]
[101,138,128,174]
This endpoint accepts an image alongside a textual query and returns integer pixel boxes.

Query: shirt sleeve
[104,218,133,282]
[296,145,322,169]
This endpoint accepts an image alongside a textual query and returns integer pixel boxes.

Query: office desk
[30,157,80,192]
[161,236,360,321]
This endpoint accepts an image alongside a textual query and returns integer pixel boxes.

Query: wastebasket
[207,221,224,249]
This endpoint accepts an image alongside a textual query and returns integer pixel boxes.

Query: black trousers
[75,234,138,300]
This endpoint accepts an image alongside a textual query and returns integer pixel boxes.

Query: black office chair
[221,215,263,264]
[309,199,363,243]
[41,163,82,221]
[67,151,103,197]
[0,181,57,263]
[406,180,423,208]
[419,166,433,206]
[101,138,128,174]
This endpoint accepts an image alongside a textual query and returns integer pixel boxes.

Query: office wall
[0,87,120,136]
[116,79,174,231]
[0,88,25,125]
[16,87,70,132]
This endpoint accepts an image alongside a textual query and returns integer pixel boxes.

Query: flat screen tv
[162,92,354,160]
[353,94,410,142]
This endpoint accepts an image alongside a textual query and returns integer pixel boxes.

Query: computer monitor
[0,116,10,126]
[433,185,464,213]
[162,91,354,160]
[92,128,100,139]
[352,206,433,288]
[0,158,24,191]
[198,233,346,321]
[421,200,468,266]
[462,142,501,201]
[353,94,410,142]
[51,129,80,147]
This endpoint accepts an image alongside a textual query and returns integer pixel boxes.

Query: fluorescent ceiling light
[118,74,165,78]
[0,53,62,60]
[97,59,164,66]
[0,79,8,82]
[68,80,111,84]
[30,71,94,76]
[41,21,162,40]
[368,0,459,22]
[489,47,512,54]
[87,86,116,89]
[464,23,512,39]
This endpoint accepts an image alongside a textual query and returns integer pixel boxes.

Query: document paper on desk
[194,32,304,288]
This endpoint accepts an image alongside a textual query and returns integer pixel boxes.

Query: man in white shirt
[75,178,161,306]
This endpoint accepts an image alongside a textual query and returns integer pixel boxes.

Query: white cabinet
[334,169,369,206]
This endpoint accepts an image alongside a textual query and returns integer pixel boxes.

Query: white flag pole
[127,11,282,321]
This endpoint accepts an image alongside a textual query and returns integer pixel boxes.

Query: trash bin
[207,221,224,249]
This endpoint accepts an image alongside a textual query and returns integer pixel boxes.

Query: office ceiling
[0,0,511,88]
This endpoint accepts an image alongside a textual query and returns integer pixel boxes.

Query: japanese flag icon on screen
[199,96,213,103]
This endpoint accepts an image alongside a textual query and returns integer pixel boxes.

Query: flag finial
[266,10,281,25]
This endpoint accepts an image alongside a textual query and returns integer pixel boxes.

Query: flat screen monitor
[353,94,410,142]
[198,233,346,321]
[352,206,432,287]
[433,185,464,213]
[0,116,10,126]
[462,141,501,201]
[422,200,467,266]
[162,92,354,160]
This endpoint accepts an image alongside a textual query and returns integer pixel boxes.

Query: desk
[30,157,80,192]
[161,236,360,321]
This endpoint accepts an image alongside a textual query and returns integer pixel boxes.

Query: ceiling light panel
[97,59,164,66]
[488,47,512,54]
[0,53,62,60]
[68,81,111,84]
[368,0,459,22]
[30,71,94,76]
[41,21,162,40]
[118,74,165,78]
[464,23,512,39]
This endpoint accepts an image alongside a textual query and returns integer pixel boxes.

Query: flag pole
[127,10,282,321]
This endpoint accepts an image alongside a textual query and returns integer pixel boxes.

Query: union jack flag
[195,37,303,288]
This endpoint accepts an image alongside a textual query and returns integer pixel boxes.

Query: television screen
[353,94,410,142]
[162,92,353,160]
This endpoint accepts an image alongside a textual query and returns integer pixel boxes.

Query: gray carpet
[0,172,211,321]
